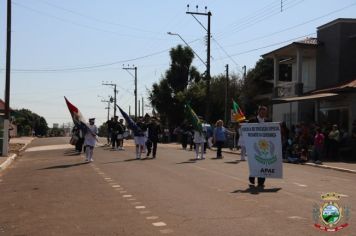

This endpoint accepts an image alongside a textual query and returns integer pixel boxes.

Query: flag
[64,96,88,132]
[185,104,203,133]
[232,99,246,122]
[116,105,139,133]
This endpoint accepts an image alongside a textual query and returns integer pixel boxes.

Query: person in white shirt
[194,129,206,160]
[84,118,98,162]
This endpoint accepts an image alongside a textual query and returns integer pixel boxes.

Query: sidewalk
[0,137,35,173]
[217,147,356,174]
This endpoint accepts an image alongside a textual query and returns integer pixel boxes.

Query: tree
[149,45,201,129]
[12,109,49,136]
[241,58,273,117]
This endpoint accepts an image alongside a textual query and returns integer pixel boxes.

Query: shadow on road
[224,161,240,164]
[38,162,90,170]
[176,159,197,164]
[231,186,282,195]
[124,157,154,162]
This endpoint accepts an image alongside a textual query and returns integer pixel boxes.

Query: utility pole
[142,97,144,116]
[186,5,212,122]
[224,64,229,125]
[123,65,138,119]
[242,65,247,80]
[138,100,141,117]
[3,0,12,156]
[102,82,117,117]
[101,98,111,121]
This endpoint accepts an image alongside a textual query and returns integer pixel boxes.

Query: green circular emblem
[322,204,340,225]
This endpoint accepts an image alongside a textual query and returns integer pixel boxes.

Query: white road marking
[128,198,136,201]
[146,216,159,220]
[288,216,307,220]
[104,178,112,180]
[25,144,73,152]
[152,222,167,227]
[112,185,121,188]
[135,206,146,209]
[123,195,132,198]
[140,211,150,214]
[339,194,349,197]
[160,229,174,234]
[293,182,307,187]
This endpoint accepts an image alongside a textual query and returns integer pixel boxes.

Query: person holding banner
[248,106,270,187]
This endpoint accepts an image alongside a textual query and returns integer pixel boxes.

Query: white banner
[241,122,283,178]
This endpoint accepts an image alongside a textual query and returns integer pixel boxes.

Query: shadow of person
[224,161,240,164]
[176,159,197,164]
[38,162,90,170]
[231,185,282,195]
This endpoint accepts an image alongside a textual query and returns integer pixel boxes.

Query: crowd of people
[70,107,356,174]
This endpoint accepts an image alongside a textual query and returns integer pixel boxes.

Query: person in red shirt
[312,127,325,163]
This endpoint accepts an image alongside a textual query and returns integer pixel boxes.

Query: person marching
[193,124,206,160]
[146,117,162,159]
[248,106,270,187]
[213,120,227,159]
[117,119,125,150]
[134,118,147,159]
[84,118,98,162]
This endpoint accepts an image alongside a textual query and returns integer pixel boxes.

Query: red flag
[64,96,88,132]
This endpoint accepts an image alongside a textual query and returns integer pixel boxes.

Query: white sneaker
[121,147,125,150]
[90,158,94,162]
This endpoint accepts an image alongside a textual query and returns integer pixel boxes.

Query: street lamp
[167,32,206,67]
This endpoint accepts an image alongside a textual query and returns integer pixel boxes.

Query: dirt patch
[9,143,25,154]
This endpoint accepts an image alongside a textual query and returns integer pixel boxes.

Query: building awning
[272,93,338,103]
[310,79,356,94]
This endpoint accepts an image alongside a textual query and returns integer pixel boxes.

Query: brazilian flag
[184,104,203,133]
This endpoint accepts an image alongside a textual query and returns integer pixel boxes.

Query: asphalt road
[0,137,355,236]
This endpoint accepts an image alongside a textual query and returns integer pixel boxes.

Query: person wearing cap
[84,118,98,162]
[248,106,271,188]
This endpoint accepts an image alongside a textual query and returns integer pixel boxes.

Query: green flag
[185,104,203,133]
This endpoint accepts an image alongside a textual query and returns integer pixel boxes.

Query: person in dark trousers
[248,106,271,188]
[106,117,114,145]
[146,117,161,158]
[213,119,227,158]
[111,116,122,150]
[73,126,84,153]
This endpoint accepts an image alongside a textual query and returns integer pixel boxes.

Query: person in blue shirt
[213,120,229,159]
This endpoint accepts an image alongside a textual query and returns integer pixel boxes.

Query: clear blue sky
[1,0,355,127]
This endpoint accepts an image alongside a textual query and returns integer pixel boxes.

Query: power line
[13,1,167,41]
[220,32,316,59]
[37,0,160,34]
[223,1,356,48]
[215,0,303,40]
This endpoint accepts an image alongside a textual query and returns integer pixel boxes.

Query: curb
[0,153,17,172]
[218,148,356,174]
[303,163,356,174]
[0,138,34,173]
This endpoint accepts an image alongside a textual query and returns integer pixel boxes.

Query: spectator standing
[312,127,325,163]
[327,124,340,160]
[352,120,356,159]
